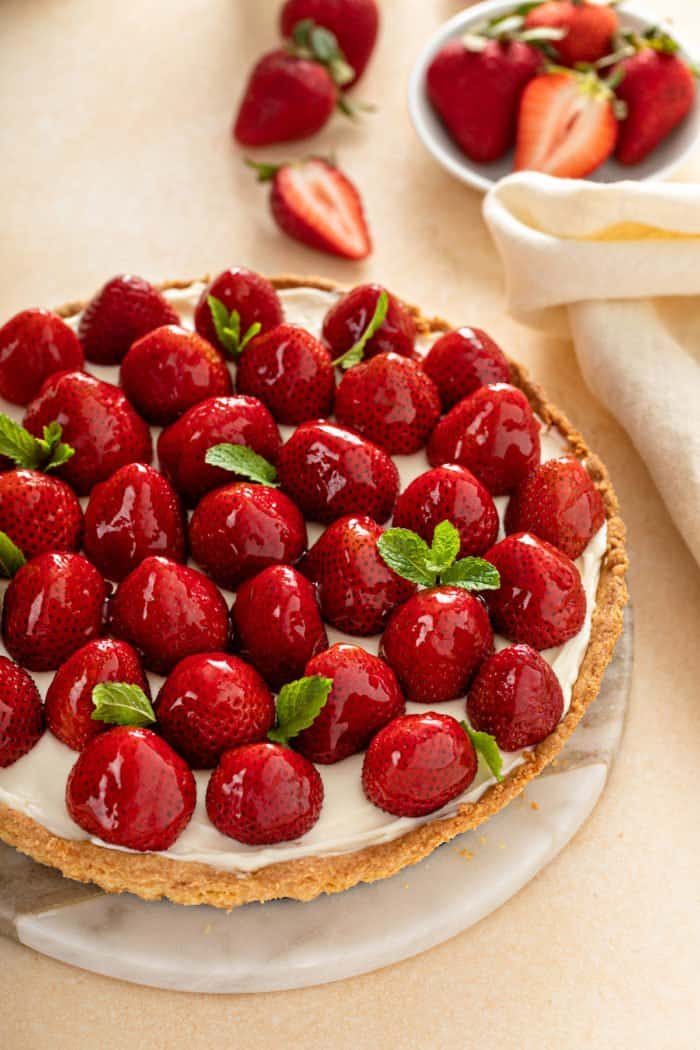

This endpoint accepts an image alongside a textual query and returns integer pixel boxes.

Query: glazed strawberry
[109,556,229,674]
[194,269,283,355]
[280,0,379,86]
[322,284,415,360]
[277,421,399,524]
[294,644,405,764]
[23,371,152,496]
[427,383,540,495]
[505,456,605,559]
[485,533,586,649]
[189,483,307,591]
[0,309,83,405]
[393,465,499,558]
[422,328,511,410]
[2,552,107,671]
[77,274,179,365]
[302,515,415,635]
[362,713,477,817]
[525,1,618,67]
[66,727,196,851]
[157,395,281,508]
[0,656,44,767]
[206,742,323,844]
[335,353,441,455]
[615,34,697,165]
[232,565,328,690]
[45,638,150,751]
[83,463,186,581]
[236,325,335,425]
[120,326,232,426]
[0,470,82,558]
[515,69,618,177]
[427,33,542,162]
[156,653,275,768]
[250,158,372,261]
[467,644,564,751]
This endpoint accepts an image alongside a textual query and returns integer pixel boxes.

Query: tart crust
[0,276,628,908]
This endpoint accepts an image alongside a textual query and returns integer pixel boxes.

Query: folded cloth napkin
[483,172,700,566]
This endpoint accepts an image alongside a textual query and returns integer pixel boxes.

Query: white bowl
[408,0,700,192]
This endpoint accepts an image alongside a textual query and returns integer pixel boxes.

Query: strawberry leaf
[441,557,500,591]
[268,674,333,745]
[91,683,156,727]
[207,295,261,357]
[0,531,26,578]
[0,413,74,471]
[204,443,278,486]
[333,290,389,370]
[377,528,436,587]
[461,722,503,782]
[426,520,461,574]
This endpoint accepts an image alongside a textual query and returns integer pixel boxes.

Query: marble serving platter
[0,608,632,994]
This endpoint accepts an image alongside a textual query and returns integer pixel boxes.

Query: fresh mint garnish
[332,290,389,370]
[377,520,500,591]
[461,722,503,782]
[91,683,156,727]
[208,295,261,358]
[0,531,26,578]
[268,674,333,746]
[204,443,278,486]
[0,414,74,472]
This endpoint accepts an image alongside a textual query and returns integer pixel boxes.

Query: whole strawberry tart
[0,273,627,908]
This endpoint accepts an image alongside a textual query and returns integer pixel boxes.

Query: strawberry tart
[0,272,627,907]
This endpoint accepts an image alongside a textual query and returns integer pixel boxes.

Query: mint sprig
[208,295,261,358]
[0,531,26,578]
[333,290,388,370]
[377,520,500,591]
[0,414,74,472]
[461,722,503,782]
[268,674,333,746]
[204,443,278,486]
[91,683,156,727]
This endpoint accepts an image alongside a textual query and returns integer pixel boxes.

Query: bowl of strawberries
[409,0,700,190]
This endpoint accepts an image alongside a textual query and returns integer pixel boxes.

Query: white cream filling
[0,282,607,873]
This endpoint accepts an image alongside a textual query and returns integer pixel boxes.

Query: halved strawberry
[515,69,618,178]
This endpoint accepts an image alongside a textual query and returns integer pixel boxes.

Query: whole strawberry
[189,482,307,591]
[362,713,477,817]
[335,352,441,455]
[45,638,150,751]
[108,556,229,674]
[156,653,275,768]
[0,655,44,767]
[393,465,499,558]
[322,283,415,360]
[280,0,379,86]
[78,274,180,365]
[231,565,328,690]
[66,726,196,851]
[207,742,324,845]
[23,371,152,495]
[194,269,283,355]
[120,325,232,426]
[294,644,405,764]
[0,309,83,405]
[302,515,415,635]
[467,644,564,751]
[236,325,335,425]
[0,469,83,558]
[83,463,186,581]
[428,383,541,495]
[157,395,281,508]
[3,552,107,671]
[422,327,511,410]
[277,420,399,524]
[525,1,618,67]
[505,456,605,559]
[485,532,586,649]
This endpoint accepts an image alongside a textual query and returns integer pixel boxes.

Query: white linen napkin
[483,172,700,566]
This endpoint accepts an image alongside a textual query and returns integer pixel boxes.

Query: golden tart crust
[0,276,628,908]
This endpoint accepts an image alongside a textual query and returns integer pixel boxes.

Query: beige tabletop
[1,1,699,1047]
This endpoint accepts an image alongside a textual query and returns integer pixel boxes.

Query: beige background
[1,1,699,1047]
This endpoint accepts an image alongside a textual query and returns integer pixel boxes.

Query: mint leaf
[461,723,503,782]
[333,291,389,370]
[204,443,278,486]
[0,414,74,471]
[377,528,436,587]
[91,683,156,727]
[426,520,461,575]
[207,295,260,358]
[0,531,26,577]
[268,675,333,745]
[441,557,500,591]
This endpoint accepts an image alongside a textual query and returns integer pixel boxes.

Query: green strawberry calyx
[463,8,567,57]
[91,683,156,727]
[204,443,278,486]
[0,531,26,578]
[268,674,333,746]
[459,721,504,782]
[332,290,389,370]
[0,414,75,472]
[207,295,261,358]
[377,520,500,591]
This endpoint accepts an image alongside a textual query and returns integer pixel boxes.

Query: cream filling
[0,282,607,873]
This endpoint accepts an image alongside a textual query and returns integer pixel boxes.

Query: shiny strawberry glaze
[195,269,283,351]
[0,656,44,767]
[422,327,511,410]
[393,464,499,557]
[236,324,335,424]
[321,283,416,359]
[0,309,84,406]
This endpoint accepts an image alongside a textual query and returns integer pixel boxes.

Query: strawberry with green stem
[524,1,620,68]
[194,269,283,358]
